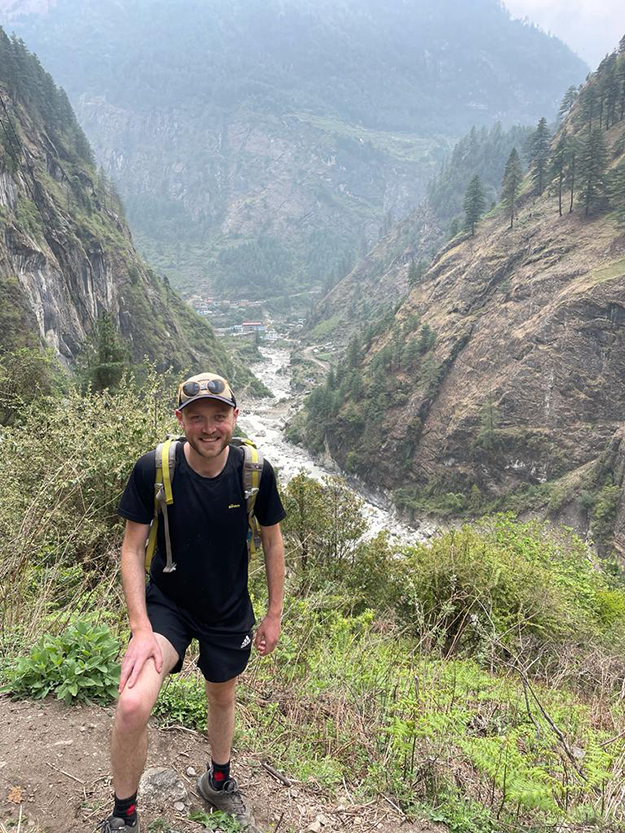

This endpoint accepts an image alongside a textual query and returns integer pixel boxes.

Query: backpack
[144,436,264,574]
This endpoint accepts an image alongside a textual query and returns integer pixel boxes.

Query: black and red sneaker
[97,814,140,832]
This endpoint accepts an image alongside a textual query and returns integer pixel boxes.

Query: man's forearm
[121,543,152,634]
[264,538,285,617]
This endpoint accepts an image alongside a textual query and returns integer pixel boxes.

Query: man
[99,372,286,832]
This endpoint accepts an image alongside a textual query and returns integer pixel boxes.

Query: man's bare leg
[111,634,179,798]
[205,677,237,765]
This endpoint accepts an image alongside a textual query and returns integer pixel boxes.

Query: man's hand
[119,630,163,693]
[254,612,281,656]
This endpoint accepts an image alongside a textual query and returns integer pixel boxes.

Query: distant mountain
[294,44,625,554]
[0,0,587,297]
[0,28,261,392]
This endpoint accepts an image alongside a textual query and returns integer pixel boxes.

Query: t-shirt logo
[228,503,241,509]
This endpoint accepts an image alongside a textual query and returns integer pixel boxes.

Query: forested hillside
[0,29,261,392]
[295,39,625,556]
[0,0,587,296]
[310,121,534,341]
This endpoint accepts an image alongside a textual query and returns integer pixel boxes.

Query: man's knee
[205,677,237,709]
[115,687,153,732]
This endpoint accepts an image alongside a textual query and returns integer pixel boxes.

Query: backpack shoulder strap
[145,437,182,573]
[231,438,264,559]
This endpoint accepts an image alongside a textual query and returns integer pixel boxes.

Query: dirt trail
[0,694,438,833]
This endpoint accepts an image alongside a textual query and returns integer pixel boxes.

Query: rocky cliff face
[0,35,258,390]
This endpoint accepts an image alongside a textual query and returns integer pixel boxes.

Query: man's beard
[187,435,229,458]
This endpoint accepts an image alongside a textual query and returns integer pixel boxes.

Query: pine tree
[79,313,129,392]
[550,130,568,216]
[529,117,551,195]
[619,53,625,121]
[575,83,598,133]
[578,126,608,217]
[604,53,619,128]
[501,147,523,229]
[558,85,578,121]
[565,135,579,213]
[609,157,625,226]
[463,174,486,235]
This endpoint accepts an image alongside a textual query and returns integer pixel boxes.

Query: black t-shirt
[118,441,286,629]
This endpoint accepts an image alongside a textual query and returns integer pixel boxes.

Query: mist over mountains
[0,0,587,297]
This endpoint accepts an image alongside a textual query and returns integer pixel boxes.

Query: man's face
[176,398,238,460]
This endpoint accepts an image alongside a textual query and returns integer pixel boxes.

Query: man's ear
[233,407,240,421]
[175,408,184,428]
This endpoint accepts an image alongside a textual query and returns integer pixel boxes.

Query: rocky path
[0,694,439,833]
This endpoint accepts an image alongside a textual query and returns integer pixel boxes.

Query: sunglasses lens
[208,379,225,394]
[182,381,200,398]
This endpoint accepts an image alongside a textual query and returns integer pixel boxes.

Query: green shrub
[0,370,178,636]
[153,675,207,730]
[4,620,120,704]
[395,515,625,658]
[189,810,241,831]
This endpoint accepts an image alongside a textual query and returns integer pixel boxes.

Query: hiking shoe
[197,770,260,831]
[96,815,140,832]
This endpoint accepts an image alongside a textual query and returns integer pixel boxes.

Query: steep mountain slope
[0,30,259,389]
[296,52,625,553]
[0,0,587,296]
[310,122,533,341]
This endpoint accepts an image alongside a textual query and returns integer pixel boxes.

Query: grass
[307,315,342,340]
[148,596,625,831]
[293,112,452,164]
[588,257,625,285]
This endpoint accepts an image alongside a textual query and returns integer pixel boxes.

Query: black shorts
[145,582,254,683]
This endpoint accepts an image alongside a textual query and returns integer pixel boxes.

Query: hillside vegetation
[296,40,625,554]
[3,380,625,830]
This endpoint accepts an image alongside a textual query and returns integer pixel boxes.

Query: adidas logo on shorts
[240,635,251,648]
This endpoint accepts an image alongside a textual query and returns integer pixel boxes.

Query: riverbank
[238,345,434,545]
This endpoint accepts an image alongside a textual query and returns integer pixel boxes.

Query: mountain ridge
[0,0,587,296]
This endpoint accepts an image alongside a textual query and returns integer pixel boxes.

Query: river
[238,345,432,546]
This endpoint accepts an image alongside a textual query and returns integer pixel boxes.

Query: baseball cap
[176,372,237,410]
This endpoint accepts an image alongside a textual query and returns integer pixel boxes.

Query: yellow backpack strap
[145,438,180,573]
[233,438,264,560]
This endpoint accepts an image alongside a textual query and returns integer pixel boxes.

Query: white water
[238,346,433,546]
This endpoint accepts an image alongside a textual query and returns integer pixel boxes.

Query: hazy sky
[504,0,624,68]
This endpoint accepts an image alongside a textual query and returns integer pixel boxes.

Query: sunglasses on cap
[177,376,236,408]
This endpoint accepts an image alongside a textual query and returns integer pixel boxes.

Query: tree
[0,347,60,425]
[463,174,486,235]
[408,259,426,287]
[604,54,620,129]
[609,157,625,226]
[529,117,551,196]
[476,398,500,450]
[565,135,579,214]
[550,130,568,216]
[575,82,598,134]
[501,147,523,229]
[78,312,129,392]
[558,85,578,121]
[281,471,326,580]
[578,126,608,217]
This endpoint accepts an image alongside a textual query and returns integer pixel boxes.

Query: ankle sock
[113,792,138,826]
[209,759,231,790]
